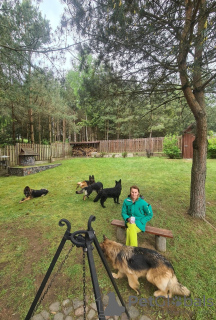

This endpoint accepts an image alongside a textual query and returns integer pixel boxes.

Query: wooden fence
[0,143,72,166]
[99,137,183,154]
[0,137,184,166]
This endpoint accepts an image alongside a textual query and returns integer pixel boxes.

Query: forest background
[1,0,216,219]
[1,0,216,147]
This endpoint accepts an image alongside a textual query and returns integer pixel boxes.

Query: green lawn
[0,157,215,320]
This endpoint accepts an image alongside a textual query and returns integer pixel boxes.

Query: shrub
[100,152,106,157]
[146,149,151,158]
[163,135,181,159]
[122,151,127,158]
[207,138,216,158]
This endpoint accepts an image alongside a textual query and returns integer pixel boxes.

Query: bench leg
[116,227,126,242]
[155,235,166,252]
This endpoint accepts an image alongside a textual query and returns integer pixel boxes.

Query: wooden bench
[111,219,173,252]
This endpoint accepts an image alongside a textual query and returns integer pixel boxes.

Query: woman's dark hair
[128,185,140,199]
[130,185,140,193]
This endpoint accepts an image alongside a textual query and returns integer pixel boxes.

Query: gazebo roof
[19,148,38,156]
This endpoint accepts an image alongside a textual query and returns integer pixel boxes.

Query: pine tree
[62,0,216,218]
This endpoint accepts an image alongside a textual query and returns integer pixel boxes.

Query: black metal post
[85,232,106,319]
[87,215,130,320]
[93,232,130,319]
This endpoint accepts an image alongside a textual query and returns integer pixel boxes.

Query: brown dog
[76,175,95,190]
[100,236,190,298]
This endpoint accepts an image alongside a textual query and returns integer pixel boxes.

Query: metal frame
[25,215,130,320]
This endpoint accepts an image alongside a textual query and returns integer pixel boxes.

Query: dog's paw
[153,290,168,298]
[135,289,140,295]
[112,273,119,279]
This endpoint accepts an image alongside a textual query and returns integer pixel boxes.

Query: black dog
[76,182,103,200]
[19,186,49,203]
[93,179,122,208]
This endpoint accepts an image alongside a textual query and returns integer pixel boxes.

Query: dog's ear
[103,235,107,241]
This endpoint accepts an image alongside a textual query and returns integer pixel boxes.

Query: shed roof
[183,123,196,134]
[19,148,38,156]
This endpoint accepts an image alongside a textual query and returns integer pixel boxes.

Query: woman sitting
[121,185,153,247]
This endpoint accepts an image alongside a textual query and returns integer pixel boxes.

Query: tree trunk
[38,114,41,144]
[189,127,207,218]
[85,114,88,141]
[182,88,207,218]
[63,118,66,143]
[49,116,52,144]
[28,52,34,144]
[178,0,207,218]
[28,108,34,144]
[11,103,16,145]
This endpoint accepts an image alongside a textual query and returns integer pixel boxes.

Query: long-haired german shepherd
[100,236,190,298]
[19,186,49,203]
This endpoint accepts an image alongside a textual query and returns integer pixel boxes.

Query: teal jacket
[121,197,153,232]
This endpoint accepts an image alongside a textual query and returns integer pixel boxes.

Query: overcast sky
[38,0,75,72]
[39,0,64,30]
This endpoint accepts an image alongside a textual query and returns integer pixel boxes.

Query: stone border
[8,163,62,176]
[91,153,134,158]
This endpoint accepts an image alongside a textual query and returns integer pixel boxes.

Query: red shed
[182,124,195,159]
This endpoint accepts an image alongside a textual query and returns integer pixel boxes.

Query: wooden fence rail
[0,143,72,166]
[0,137,185,166]
[99,137,183,154]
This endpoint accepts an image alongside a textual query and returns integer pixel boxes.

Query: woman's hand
[128,217,135,224]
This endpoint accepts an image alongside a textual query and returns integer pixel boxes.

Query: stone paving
[31,295,152,320]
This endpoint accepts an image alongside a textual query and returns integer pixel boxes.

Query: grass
[0,157,216,320]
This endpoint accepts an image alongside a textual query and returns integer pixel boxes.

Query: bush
[207,138,216,158]
[100,152,106,157]
[163,135,181,159]
[122,151,127,158]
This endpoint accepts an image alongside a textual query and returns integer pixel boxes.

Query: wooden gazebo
[19,148,38,166]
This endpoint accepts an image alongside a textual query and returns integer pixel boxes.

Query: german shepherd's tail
[168,275,190,297]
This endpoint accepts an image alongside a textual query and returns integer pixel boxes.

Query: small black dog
[76,182,103,200]
[93,179,122,208]
[19,186,49,203]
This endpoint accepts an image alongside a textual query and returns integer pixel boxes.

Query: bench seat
[111,219,173,252]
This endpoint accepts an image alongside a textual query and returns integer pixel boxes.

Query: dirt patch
[0,222,86,320]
